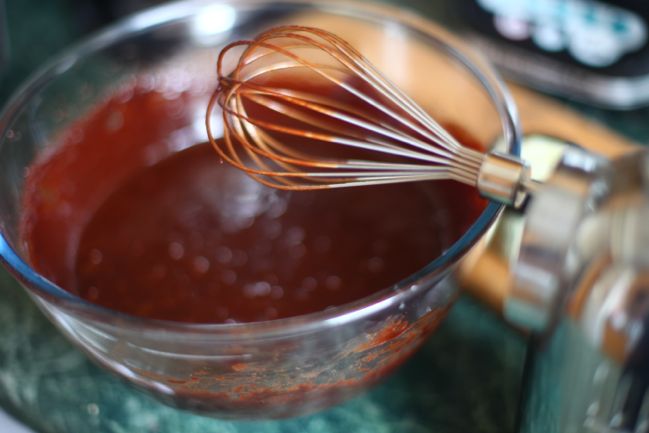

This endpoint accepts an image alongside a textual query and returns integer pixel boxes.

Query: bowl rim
[0,0,521,337]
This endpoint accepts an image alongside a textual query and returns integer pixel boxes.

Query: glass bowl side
[0,0,521,418]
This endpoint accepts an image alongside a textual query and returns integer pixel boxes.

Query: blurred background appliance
[457,0,649,109]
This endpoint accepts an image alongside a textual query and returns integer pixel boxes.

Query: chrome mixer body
[474,143,649,433]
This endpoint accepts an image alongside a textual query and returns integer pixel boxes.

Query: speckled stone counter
[0,267,524,433]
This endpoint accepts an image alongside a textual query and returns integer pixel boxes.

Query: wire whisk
[206,25,532,205]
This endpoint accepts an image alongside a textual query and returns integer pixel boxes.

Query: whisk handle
[478,151,531,207]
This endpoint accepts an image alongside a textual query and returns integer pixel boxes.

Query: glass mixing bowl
[0,0,520,419]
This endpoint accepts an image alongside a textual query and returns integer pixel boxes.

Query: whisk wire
[235,91,461,165]
[222,34,477,162]
[208,25,524,198]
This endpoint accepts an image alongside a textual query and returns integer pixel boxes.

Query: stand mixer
[461,138,649,433]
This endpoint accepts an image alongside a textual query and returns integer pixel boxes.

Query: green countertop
[2,1,649,432]
[0,269,524,433]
